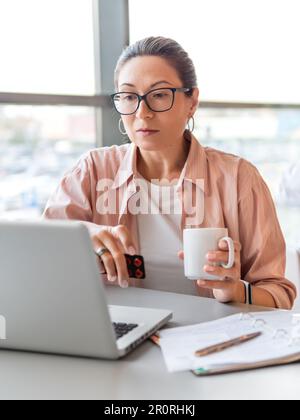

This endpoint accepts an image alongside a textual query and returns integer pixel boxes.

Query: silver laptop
[0,220,172,359]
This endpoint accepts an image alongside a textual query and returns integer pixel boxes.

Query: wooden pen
[195,332,262,357]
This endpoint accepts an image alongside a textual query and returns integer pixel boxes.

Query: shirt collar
[112,131,209,194]
[111,142,137,190]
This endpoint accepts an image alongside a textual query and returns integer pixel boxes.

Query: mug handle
[220,237,235,269]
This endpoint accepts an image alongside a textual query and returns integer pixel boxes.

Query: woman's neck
[137,137,191,183]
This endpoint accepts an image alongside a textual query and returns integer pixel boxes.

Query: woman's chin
[134,137,167,151]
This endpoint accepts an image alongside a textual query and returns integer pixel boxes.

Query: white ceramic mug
[183,228,235,280]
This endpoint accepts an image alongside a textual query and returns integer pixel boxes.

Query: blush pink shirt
[43,133,297,309]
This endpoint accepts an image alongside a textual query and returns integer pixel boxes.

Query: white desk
[1,287,300,400]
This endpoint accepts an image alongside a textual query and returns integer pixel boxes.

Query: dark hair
[114,36,197,95]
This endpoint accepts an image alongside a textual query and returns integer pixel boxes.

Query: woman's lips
[136,129,160,137]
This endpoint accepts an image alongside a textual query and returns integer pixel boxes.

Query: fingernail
[109,276,117,283]
[121,280,129,288]
[128,247,136,256]
[204,265,215,272]
[207,253,216,261]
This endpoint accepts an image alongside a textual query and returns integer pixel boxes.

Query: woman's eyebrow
[120,80,173,89]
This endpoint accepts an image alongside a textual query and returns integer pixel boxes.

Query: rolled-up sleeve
[238,160,297,309]
[43,155,103,236]
[43,155,92,220]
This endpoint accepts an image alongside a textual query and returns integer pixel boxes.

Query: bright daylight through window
[0,0,96,220]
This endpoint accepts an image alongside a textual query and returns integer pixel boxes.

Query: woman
[43,36,296,309]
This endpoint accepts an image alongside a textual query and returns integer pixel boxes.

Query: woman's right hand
[92,225,136,288]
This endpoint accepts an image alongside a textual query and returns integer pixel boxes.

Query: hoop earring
[118,118,127,135]
[187,116,195,133]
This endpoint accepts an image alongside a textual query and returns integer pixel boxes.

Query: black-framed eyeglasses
[111,87,192,115]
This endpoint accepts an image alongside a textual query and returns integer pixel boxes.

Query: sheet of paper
[158,311,300,373]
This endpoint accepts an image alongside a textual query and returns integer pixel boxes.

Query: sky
[0,0,299,103]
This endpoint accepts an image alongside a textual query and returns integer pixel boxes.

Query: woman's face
[117,56,199,152]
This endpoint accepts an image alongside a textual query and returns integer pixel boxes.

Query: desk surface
[1,287,300,400]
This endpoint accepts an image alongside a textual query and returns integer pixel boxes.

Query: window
[0,0,100,220]
[195,108,300,245]
[0,0,95,95]
[0,1,129,220]
[0,105,95,219]
[130,0,300,103]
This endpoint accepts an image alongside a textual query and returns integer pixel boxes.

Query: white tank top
[131,176,198,295]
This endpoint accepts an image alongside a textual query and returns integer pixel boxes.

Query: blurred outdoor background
[0,0,299,247]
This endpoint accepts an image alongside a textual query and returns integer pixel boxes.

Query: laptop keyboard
[113,322,138,339]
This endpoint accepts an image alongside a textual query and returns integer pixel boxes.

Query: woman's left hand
[178,239,243,303]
